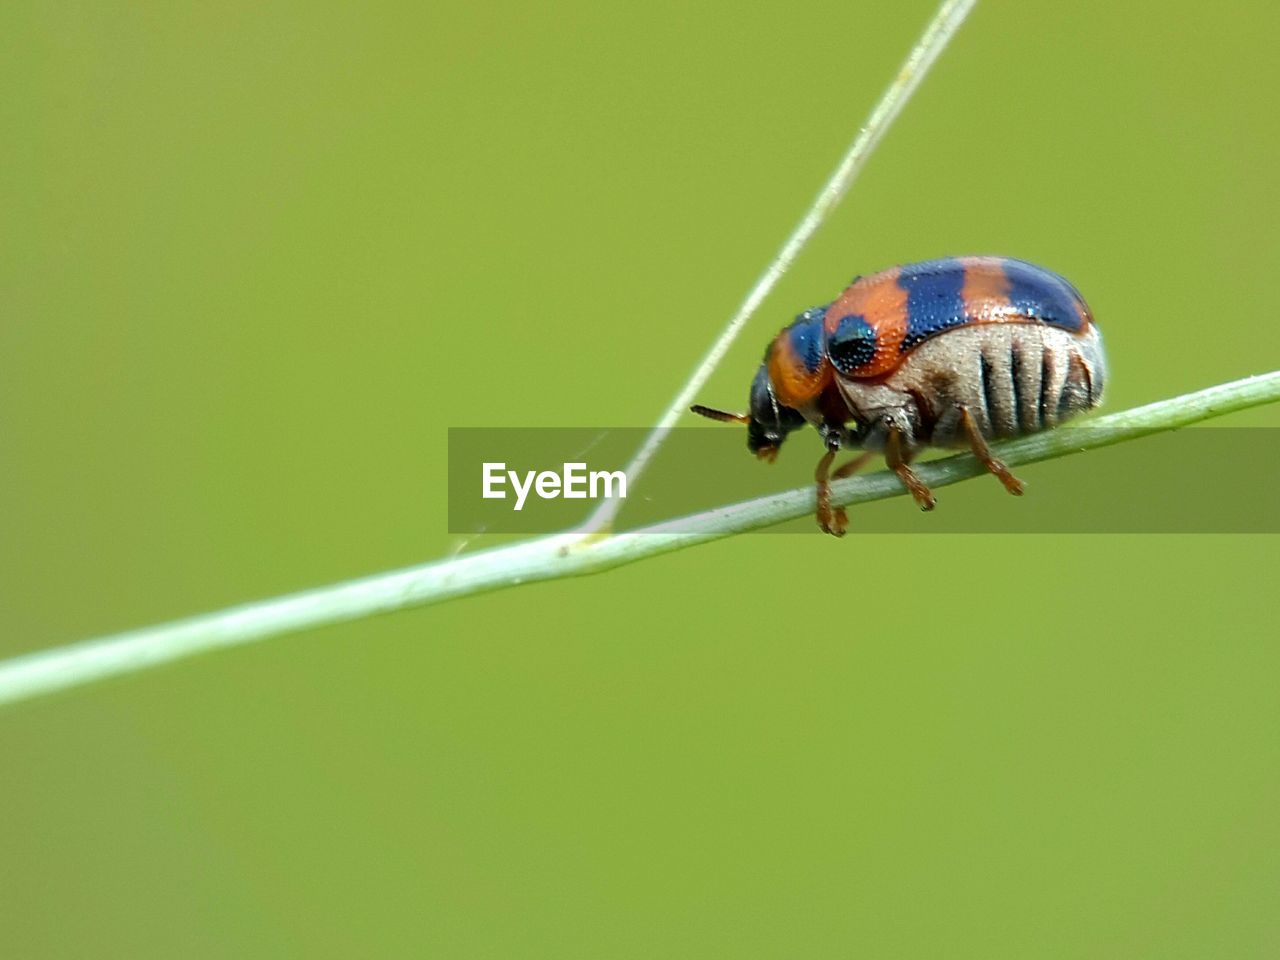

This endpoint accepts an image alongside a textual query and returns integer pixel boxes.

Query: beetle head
[746,363,806,460]
[690,364,806,463]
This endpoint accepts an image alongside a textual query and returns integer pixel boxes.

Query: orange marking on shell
[766,329,830,409]
[962,256,1094,334]
[824,265,909,379]
[959,256,1016,322]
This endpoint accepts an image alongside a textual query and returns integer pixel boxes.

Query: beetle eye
[828,314,878,375]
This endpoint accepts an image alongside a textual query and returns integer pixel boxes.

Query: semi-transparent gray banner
[448,427,1280,534]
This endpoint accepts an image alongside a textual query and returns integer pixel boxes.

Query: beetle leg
[886,428,936,511]
[832,450,873,481]
[960,408,1024,495]
[813,448,847,537]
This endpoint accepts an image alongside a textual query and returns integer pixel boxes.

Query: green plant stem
[0,0,982,709]
[2,371,1277,708]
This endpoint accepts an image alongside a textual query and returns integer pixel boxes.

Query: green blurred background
[3,0,1279,955]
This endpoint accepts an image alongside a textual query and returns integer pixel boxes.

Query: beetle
[691,256,1107,536]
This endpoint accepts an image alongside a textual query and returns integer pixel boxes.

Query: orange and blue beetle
[692,256,1107,535]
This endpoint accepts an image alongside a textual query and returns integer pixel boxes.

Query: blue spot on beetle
[898,258,968,350]
[787,305,828,373]
[1003,259,1085,332]
[828,314,878,373]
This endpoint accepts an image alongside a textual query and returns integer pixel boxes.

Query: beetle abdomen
[897,324,1106,445]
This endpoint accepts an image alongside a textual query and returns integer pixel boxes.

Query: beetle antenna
[690,405,751,424]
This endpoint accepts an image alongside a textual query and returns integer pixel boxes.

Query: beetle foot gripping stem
[886,429,936,511]
[960,408,1025,495]
[814,450,873,537]
[814,449,847,537]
